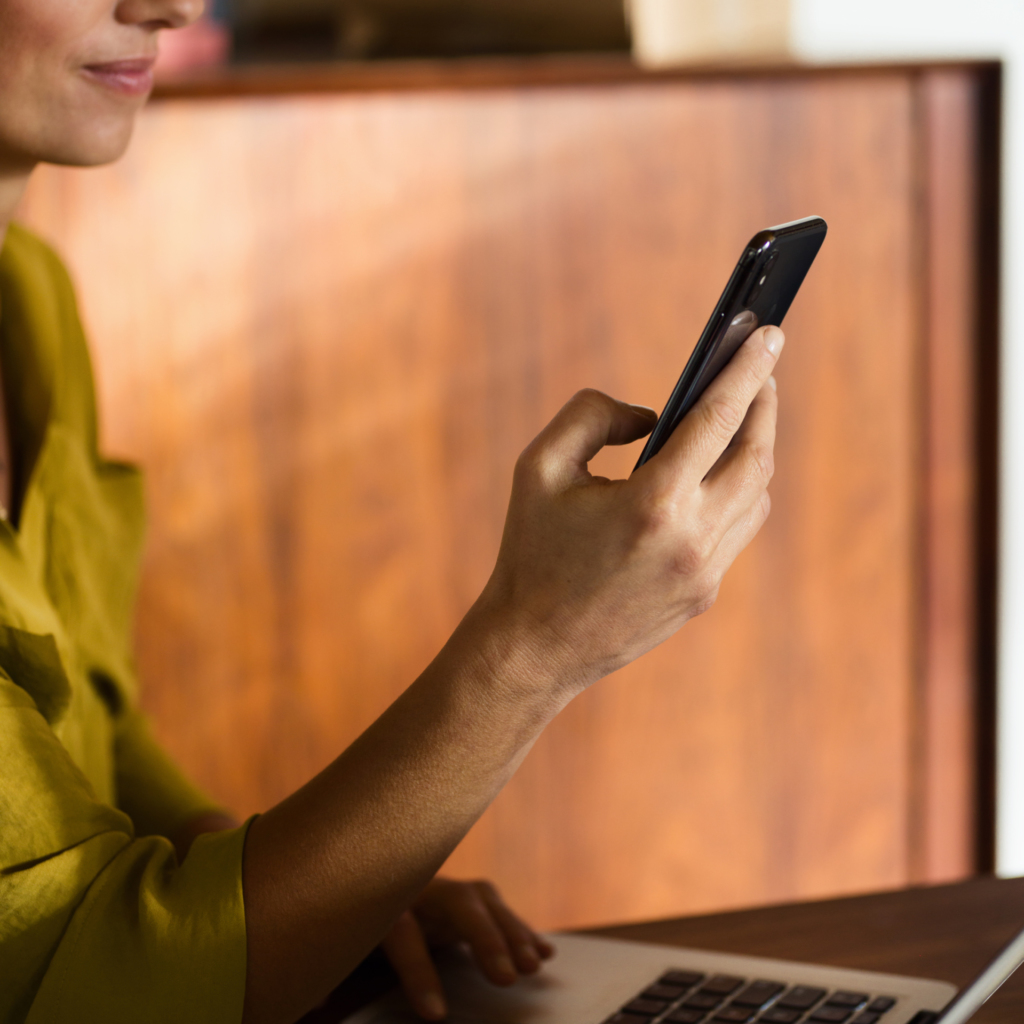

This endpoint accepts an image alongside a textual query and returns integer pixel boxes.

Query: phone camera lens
[743,250,778,305]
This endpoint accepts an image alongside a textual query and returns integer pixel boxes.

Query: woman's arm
[241,325,784,1024]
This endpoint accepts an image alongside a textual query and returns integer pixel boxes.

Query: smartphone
[633,215,828,470]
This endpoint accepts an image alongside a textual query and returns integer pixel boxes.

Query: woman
[0,2,783,1023]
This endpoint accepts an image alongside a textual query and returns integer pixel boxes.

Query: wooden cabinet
[18,58,998,929]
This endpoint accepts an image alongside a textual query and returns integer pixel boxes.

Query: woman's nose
[115,0,205,31]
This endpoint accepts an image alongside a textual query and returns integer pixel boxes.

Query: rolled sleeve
[25,826,250,1024]
[1,678,250,1024]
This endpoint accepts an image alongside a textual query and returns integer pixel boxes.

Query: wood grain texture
[16,64,990,929]
[909,70,983,883]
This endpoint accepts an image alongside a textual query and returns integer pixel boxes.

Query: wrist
[439,587,581,726]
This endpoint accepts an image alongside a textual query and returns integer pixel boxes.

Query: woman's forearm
[241,605,563,1024]
[240,325,784,1024]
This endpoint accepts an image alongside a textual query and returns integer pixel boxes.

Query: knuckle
[634,489,676,536]
[564,387,611,428]
[691,581,721,619]
[514,444,550,488]
[669,543,702,580]
[701,392,744,441]
[669,529,715,580]
[572,387,610,411]
[692,567,723,614]
[745,440,775,485]
[513,445,535,478]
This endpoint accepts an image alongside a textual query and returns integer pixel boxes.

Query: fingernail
[768,375,777,391]
[764,326,785,357]
[418,992,446,1019]
[493,954,516,979]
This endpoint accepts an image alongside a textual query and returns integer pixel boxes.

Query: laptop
[341,922,1024,1024]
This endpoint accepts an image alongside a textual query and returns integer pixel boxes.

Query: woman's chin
[38,116,137,168]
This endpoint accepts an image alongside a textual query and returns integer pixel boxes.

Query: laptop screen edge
[936,925,1024,1023]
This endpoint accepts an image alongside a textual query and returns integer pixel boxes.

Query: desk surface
[593,876,1024,1022]
[312,877,1024,1022]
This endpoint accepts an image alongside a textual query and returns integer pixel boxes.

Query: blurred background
[17,0,1024,929]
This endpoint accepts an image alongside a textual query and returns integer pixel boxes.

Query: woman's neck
[0,166,33,250]
[0,163,30,521]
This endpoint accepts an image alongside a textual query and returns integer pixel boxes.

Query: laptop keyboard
[603,971,899,1024]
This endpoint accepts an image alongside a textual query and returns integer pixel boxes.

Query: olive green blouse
[0,224,248,1024]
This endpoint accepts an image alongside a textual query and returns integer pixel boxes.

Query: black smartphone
[633,215,827,470]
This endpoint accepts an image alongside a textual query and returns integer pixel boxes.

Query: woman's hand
[465,324,784,704]
[381,877,554,1020]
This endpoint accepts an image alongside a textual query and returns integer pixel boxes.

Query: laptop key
[810,1008,854,1023]
[662,970,707,989]
[644,984,688,1001]
[758,1010,802,1023]
[623,997,670,1016]
[686,993,726,1010]
[777,986,827,1010]
[713,1007,756,1023]
[851,1014,880,1024]
[665,1010,707,1024]
[827,993,869,1009]
[733,982,786,1008]
[866,998,896,1014]
[702,976,747,995]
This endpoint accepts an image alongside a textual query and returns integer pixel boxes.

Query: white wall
[790,0,1024,876]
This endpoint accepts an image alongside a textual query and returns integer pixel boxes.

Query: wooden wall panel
[17,64,986,929]
[912,69,988,882]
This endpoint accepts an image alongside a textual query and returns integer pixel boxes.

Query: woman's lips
[81,58,156,97]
